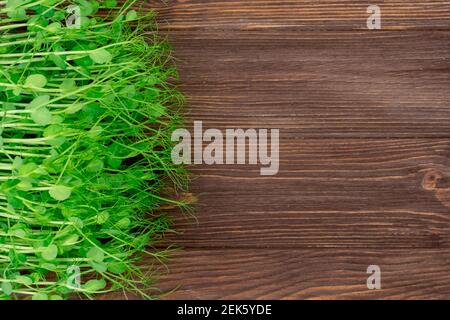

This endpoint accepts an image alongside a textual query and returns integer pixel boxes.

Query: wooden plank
[167,30,450,138]
[159,249,450,299]
[149,0,450,31]
[167,139,450,248]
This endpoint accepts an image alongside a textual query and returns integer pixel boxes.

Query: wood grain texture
[160,249,450,299]
[149,0,450,31]
[138,0,450,299]
[168,30,450,138]
[167,139,450,248]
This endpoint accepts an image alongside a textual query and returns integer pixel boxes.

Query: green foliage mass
[0,0,187,299]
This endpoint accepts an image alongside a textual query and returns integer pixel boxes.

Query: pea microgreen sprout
[0,0,187,300]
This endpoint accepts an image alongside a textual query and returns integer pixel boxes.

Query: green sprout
[0,0,187,300]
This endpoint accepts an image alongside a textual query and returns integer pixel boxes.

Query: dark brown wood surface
[145,0,450,299]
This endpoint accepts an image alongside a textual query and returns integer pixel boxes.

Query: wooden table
[146,0,450,299]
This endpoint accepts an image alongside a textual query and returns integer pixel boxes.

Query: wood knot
[422,170,444,190]
[422,169,450,208]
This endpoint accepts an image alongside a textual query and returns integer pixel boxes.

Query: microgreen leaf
[49,54,67,69]
[28,95,50,109]
[15,276,33,286]
[115,217,131,229]
[12,157,23,170]
[89,261,107,273]
[60,79,76,93]
[65,103,83,114]
[6,0,22,9]
[32,293,48,301]
[60,234,79,246]
[25,74,47,88]
[87,247,104,263]
[82,279,106,292]
[104,0,117,8]
[11,228,26,237]
[86,159,104,172]
[7,8,26,20]
[126,10,138,21]
[96,211,109,224]
[49,186,72,201]
[31,107,52,125]
[46,22,61,33]
[107,262,127,274]
[40,244,58,261]
[43,124,63,137]
[1,282,13,296]
[89,49,112,64]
